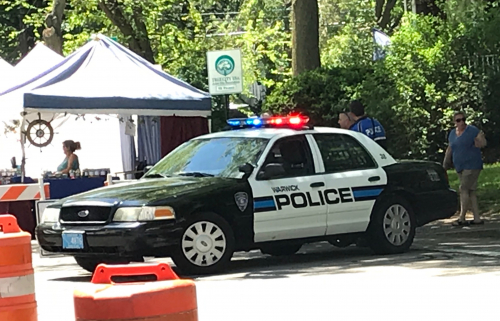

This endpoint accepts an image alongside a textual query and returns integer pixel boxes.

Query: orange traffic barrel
[0,214,37,321]
[74,262,198,321]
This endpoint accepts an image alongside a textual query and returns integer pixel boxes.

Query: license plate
[62,232,84,249]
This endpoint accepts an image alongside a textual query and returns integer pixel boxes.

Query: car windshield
[144,137,269,179]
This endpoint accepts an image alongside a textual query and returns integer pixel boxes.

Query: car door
[249,135,327,243]
[310,133,388,235]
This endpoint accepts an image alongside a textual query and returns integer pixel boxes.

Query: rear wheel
[367,196,416,255]
[74,256,144,274]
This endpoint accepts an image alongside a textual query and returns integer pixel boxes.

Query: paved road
[34,222,500,321]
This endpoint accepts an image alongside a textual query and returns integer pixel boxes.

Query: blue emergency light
[226,115,310,129]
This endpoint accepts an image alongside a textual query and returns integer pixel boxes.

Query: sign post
[206,49,243,120]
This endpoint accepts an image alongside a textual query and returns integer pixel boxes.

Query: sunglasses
[455,118,466,123]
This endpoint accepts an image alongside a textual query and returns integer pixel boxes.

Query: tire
[171,212,235,275]
[74,256,144,274]
[367,196,416,255]
[260,243,302,256]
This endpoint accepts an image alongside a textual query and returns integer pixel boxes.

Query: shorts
[457,169,481,192]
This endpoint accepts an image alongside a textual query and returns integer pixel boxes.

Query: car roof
[196,127,354,140]
[190,125,397,168]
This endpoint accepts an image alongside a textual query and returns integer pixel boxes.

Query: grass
[447,163,500,216]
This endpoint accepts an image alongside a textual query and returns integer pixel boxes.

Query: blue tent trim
[24,96,211,110]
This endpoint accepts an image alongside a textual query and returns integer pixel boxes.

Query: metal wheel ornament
[181,221,227,267]
[383,204,411,246]
[26,114,54,148]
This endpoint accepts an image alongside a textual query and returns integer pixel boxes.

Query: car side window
[259,135,315,179]
[313,134,376,173]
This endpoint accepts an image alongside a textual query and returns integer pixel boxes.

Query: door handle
[310,182,325,188]
[368,176,380,182]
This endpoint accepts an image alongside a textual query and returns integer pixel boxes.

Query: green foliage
[0,0,47,63]
[267,3,500,162]
[265,66,368,125]
[0,0,292,132]
[3,0,500,155]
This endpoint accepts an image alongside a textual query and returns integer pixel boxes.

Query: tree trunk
[42,0,65,55]
[17,18,32,57]
[292,0,320,76]
[378,0,397,30]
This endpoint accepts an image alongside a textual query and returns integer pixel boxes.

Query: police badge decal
[234,192,248,212]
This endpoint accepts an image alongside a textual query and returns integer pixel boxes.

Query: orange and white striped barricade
[0,214,37,321]
[74,262,198,321]
[0,183,50,202]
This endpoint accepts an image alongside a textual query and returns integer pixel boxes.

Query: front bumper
[35,221,183,258]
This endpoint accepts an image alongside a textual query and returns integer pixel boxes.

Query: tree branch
[98,0,142,56]
[378,0,396,30]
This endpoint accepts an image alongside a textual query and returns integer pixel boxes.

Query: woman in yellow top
[57,140,81,174]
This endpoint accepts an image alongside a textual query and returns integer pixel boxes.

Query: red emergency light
[227,115,310,129]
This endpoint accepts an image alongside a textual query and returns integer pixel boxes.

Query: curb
[419,245,500,258]
[418,221,500,237]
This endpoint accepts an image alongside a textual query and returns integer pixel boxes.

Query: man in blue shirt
[348,100,387,149]
[443,112,486,226]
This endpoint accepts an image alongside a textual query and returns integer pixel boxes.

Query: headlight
[112,208,142,222]
[41,208,60,223]
[113,206,175,222]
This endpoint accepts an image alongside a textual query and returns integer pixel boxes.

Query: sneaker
[452,219,469,226]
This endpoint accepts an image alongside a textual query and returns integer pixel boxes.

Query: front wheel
[171,213,235,275]
[367,196,416,255]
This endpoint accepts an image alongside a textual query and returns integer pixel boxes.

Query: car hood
[59,177,234,206]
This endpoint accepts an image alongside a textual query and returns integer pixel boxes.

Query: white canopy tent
[0,44,69,178]
[0,35,211,180]
[0,57,14,92]
[14,42,64,79]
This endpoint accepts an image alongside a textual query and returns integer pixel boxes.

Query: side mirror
[139,165,154,179]
[257,163,286,180]
[238,163,254,180]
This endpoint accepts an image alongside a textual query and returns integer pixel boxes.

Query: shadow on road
[42,236,500,283]
[176,240,500,280]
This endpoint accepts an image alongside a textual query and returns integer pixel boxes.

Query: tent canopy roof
[15,43,64,80]
[0,57,12,72]
[1,34,211,117]
[0,58,14,92]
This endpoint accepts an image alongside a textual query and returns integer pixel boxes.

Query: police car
[35,115,457,275]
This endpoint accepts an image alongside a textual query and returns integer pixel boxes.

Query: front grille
[60,206,112,223]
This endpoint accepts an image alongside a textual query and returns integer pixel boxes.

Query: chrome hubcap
[182,221,226,267]
[383,204,411,246]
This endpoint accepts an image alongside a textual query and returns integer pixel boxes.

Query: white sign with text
[207,49,243,95]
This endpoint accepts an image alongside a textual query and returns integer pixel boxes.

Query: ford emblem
[77,210,90,218]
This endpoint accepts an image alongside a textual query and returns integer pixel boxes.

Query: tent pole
[224,94,230,120]
[20,115,26,183]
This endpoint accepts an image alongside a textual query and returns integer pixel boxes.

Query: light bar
[226,115,310,129]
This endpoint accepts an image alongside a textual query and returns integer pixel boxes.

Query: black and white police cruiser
[36,115,458,274]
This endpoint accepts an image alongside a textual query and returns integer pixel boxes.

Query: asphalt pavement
[32,217,500,321]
